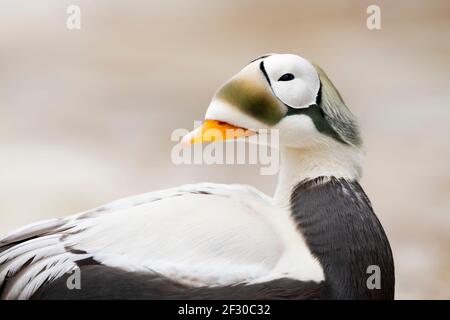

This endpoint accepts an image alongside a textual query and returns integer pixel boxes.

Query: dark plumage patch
[35,265,324,300]
[189,190,212,195]
[0,257,33,295]
[259,61,271,86]
[248,54,272,64]
[315,81,322,106]
[290,177,395,300]
[313,65,362,147]
[285,103,347,145]
[216,75,284,125]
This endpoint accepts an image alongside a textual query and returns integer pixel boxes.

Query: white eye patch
[263,54,320,109]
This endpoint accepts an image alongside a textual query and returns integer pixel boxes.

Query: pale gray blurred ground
[0,0,449,299]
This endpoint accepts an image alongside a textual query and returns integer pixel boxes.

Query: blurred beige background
[0,0,449,299]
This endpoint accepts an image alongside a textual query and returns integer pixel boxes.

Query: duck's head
[183,53,362,153]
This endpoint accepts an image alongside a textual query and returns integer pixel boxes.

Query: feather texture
[0,183,323,300]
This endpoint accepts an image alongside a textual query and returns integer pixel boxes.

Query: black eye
[278,73,295,81]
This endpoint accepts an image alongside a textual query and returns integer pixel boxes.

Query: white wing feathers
[0,183,323,300]
[0,218,65,248]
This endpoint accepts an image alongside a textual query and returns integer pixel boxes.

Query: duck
[0,53,394,300]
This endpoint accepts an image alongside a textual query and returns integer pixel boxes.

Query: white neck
[273,144,363,206]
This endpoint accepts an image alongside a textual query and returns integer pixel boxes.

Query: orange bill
[182,120,255,144]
